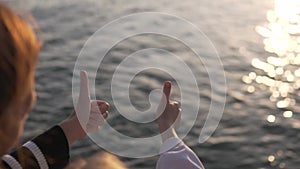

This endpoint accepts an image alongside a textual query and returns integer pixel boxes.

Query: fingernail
[80,70,86,76]
[165,81,171,87]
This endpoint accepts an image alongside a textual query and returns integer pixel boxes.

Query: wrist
[157,119,171,132]
[160,127,178,142]
[59,116,86,145]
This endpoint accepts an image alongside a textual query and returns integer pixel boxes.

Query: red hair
[0,4,39,113]
[0,3,40,156]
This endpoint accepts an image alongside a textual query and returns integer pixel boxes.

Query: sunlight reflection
[243,0,300,113]
[279,162,286,168]
[267,149,288,168]
[267,115,276,123]
[283,110,293,118]
[268,155,275,162]
[247,85,255,93]
[244,1,300,167]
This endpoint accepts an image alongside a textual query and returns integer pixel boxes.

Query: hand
[59,70,109,145]
[157,81,181,141]
[75,70,109,133]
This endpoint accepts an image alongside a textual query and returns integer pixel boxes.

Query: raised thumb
[76,70,91,131]
[162,81,171,103]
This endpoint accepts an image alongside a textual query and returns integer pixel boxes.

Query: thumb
[163,81,171,103]
[76,70,91,130]
[79,70,90,101]
[157,81,172,115]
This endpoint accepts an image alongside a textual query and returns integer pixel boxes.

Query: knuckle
[105,102,110,109]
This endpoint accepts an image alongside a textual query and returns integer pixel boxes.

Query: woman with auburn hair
[0,4,109,169]
[0,3,204,169]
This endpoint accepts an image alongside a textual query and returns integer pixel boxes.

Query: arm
[156,81,205,169]
[2,126,70,169]
[2,71,109,169]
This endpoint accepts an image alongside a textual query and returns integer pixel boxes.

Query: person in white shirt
[65,81,206,169]
[156,81,205,169]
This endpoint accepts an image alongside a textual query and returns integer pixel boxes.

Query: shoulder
[158,140,205,169]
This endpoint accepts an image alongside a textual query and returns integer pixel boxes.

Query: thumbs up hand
[59,70,109,145]
[157,81,181,141]
[76,70,109,133]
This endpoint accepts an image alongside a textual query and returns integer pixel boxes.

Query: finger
[90,111,102,120]
[89,110,108,120]
[102,111,109,119]
[79,70,90,101]
[163,81,172,102]
[89,116,104,125]
[86,124,99,133]
[91,100,109,113]
[172,101,181,108]
[98,102,109,113]
[87,114,105,132]
[157,81,172,115]
[91,101,100,113]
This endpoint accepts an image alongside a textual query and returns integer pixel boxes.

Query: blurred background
[11,0,300,168]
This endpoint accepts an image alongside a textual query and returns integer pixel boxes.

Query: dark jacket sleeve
[2,125,70,169]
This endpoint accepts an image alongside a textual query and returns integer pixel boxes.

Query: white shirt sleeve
[156,137,205,169]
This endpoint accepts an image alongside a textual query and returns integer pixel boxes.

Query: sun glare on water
[242,1,300,168]
[243,0,300,113]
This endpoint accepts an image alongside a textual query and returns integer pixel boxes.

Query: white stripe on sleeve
[2,154,23,169]
[23,141,49,169]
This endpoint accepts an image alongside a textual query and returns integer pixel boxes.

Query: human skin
[0,3,109,159]
[59,103,109,145]
[49,70,110,146]
[157,81,181,142]
[1,70,109,156]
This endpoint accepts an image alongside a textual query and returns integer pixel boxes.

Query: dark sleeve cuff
[31,125,70,169]
[2,126,70,169]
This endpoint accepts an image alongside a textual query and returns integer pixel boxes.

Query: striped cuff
[23,141,49,169]
[2,155,22,169]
